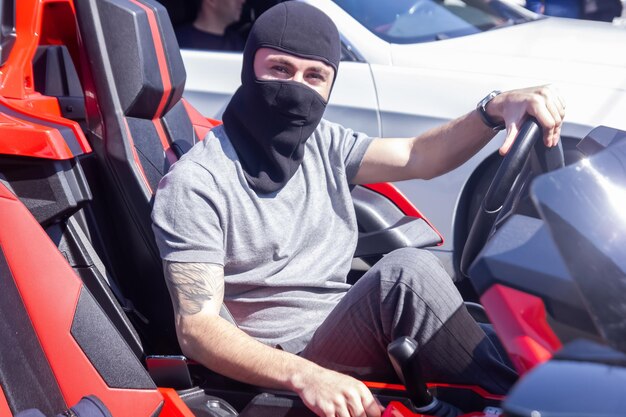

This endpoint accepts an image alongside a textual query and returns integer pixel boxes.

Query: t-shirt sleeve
[324,120,374,183]
[151,160,225,265]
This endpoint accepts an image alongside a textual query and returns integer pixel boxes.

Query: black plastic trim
[239,393,315,417]
[178,389,238,417]
[355,217,441,258]
[352,185,441,258]
[576,125,626,156]
[352,186,404,232]
[70,286,156,389]
[531,137,626,353]
[469,214,597,335]
[162,100,197,158]
[32,46,86,124]
[146,355,193,390]
[47,215,144,359]
[504,346,626,417]
[0,156,91,227]
[126,117,168,190]
[554,339,626,366]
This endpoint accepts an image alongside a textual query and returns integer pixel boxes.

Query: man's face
[253,47,335,102]
[215,0,245,26]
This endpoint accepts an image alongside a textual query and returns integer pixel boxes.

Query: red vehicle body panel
[481,284,562,375]
[0,97,91,159]
[158,389,196,417]
[0,387,10,417]
[383,401,489,417]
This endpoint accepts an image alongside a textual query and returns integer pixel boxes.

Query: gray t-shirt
[151,119,373,353]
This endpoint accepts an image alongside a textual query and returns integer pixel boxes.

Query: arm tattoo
[163,261,225,316]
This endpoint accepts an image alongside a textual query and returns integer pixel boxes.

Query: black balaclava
[222,2,341,194]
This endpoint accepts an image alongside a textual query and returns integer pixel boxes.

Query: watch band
[477,90,505,131]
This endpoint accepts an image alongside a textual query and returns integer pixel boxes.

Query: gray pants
[300,248,517,395]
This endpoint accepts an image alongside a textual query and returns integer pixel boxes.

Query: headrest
[96,0,186,119]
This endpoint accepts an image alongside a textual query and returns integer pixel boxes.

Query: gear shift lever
[387,337,463,417]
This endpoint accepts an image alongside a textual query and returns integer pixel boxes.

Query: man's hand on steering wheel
[460,85,567,277]
[485,85,567,155]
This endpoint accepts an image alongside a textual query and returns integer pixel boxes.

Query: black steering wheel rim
[460,117,564,277]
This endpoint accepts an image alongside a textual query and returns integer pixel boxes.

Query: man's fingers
[334,405,351,417]
[557,95,566,118]
[313,402,335,417]
[543,98,563,147]
[299,370,384,417]
[529,100,558,148]
[499,122,519,155]
[346,397,367,417]
[346,386,382,417]
[542,85,566,118]
[544,97,563,125]
[538,86,566,146]
[362,394,385,417]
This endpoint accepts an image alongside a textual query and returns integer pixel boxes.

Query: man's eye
[272,66,288,74]
[307,73,325,82]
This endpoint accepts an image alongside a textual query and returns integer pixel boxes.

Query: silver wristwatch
[476,90,505,131]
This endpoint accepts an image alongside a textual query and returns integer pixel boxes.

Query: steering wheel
[460,117,565,277]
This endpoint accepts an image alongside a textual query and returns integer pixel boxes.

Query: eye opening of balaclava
[222,2,341,194]
[252,46,336,104]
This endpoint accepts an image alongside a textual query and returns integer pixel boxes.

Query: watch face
[478,91,504,131]
[485,90,500,105]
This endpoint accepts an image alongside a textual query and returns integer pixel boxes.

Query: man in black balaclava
[152,2,566,417]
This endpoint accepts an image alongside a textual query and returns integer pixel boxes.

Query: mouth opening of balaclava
[222,2,341,194]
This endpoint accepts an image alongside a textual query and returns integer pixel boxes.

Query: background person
[525,0,623,21]
[175,0,246,51]
[583,0,623,21]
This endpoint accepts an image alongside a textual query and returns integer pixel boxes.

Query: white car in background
[178,0,626,280]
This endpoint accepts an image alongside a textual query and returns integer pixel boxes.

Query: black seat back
[74,0,212,353]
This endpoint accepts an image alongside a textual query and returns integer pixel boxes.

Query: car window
[340,41,364,62]
[332,0,538,44]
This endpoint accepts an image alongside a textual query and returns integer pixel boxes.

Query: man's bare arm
[353,86,566,184]
[164,261,224,316]
[163,261,383,417]
[353,110,495,183]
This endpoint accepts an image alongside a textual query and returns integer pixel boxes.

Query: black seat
[73,0,217,354]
